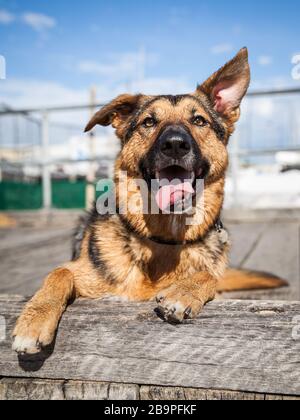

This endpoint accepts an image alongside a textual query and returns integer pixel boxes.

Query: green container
[0,181,42,210]
[52,179,86,209]
[0,179,112,211]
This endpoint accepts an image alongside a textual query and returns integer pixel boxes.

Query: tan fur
[217,269,288,292]
[13,268,74,354]
[12,49,287,354]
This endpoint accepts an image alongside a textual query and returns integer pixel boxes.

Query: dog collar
[118,213,228,246]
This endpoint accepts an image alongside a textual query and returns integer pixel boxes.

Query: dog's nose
[159,126,192,159]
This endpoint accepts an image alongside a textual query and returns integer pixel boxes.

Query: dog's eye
[143,117,156,128]
[192,116,208,127]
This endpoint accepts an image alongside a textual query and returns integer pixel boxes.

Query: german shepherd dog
[13,48,287,354]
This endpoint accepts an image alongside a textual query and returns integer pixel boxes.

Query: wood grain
[225,222,300,301]
[0,295,299,397]
[0,229,71,296]
[1,378,299,400]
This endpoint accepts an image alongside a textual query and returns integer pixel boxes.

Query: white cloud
[0,75,192,124]
[78,52,152,79]
[77,51,160,90]
[211,43,234,55]
[0,9,15,24]
[78,56,137,77]
[258,55,273,66]
[252,97,274,117]
[77,50,191,96]
[251,75,299,90]
[22,12,56,32]
[132,77,192,95]
[0,78,87,109]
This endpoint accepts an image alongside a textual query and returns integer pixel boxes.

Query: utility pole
[231,130,240,208]
[42,111,51,211]
[85,86,97,210]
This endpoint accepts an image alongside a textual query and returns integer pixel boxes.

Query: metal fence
[0,87,300,210]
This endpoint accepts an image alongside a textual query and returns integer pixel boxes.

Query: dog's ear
[197,48,250,123]
[84,94,142,132]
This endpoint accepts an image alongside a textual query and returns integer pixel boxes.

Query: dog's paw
[155,284,203,324]
[12,335,42,355]
[12,307,58,355]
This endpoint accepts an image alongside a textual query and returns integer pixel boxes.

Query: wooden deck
[0,296,300,400]
[0,210,299,400]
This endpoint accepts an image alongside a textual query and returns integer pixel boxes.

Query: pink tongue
[155,182,195,211]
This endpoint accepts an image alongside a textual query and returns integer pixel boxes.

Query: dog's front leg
[155,273,217,324]
[12,267,75,354]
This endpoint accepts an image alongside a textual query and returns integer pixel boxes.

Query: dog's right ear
[197,48,250,124]
[84,94,142,132]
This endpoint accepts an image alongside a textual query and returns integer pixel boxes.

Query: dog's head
[85,48,250,214]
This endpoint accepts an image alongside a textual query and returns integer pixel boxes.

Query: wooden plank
[0,230,71,296]
[140,386,299,400]
[1,378,299,400]
[225,223,300,301]
[0,296,299,396]
[226,222,267,267]
[0,227,72,254]
[0,378,65,400]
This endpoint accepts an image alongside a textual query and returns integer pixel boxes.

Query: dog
[12,48,287,355]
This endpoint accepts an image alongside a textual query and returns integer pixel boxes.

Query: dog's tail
[217,268,288,292]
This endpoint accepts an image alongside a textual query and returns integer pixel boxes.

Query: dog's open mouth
[155,165,202,211]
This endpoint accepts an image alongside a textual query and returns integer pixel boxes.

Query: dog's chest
[130,231,228,281]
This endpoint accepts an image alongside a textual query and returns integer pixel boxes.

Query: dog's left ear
[197,48,250,123]
[84,94,142,132]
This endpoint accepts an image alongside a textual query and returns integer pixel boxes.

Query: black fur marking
[73,204,140,284]
[118,223,147,273]
[156,94,188,106]
[124,97,162,143]
[71,203,111,261]
[189,95,227,142]
[88,224,117,285]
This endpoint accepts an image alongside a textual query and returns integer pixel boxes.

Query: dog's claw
[184,307,192,319]
[155,285,204,325]
[155,304,183,324]
[156,295,164,304]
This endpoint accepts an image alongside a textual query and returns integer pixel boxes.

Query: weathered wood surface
[0,219,299,300]
[0,295,299,397]
[1,378,299,400]
[224,221,300,301]
[0,228,72,295]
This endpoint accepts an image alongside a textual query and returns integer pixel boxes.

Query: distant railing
[0,87,300,210]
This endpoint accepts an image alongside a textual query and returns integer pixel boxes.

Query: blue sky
[0,0,300,108]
